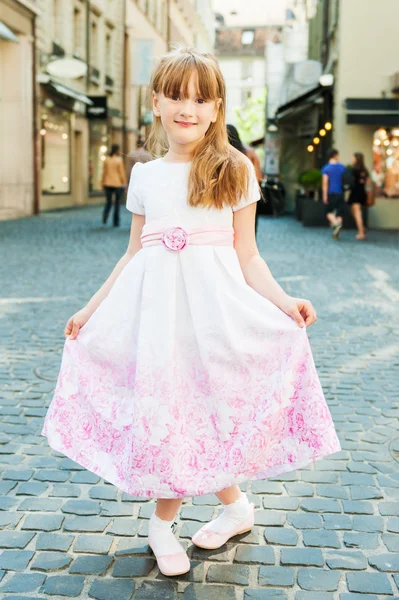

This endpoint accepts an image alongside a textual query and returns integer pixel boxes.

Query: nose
[179,98,195,118]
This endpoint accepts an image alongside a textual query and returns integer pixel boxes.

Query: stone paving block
[342,500,374,515]
[264,527,298,546]
[207,564,249,585]
[0,497,18,511]
[346,572,393,595]
[3,470,34,481]
[284,482,313,496]
[17,498,62,512]
[343,532,379,549]
[16,482,48,496]
[322,514,352,530]
[36,533,74,551]
[0,512,23,528]
[255,510,285,526]
[33,469,70,482]
[121,493,150,502]
[0,573,46,593]
[280,548,323,567]
[287,513,323,529]
[0,481,18,494]
[180,506,214,522]
[339,595,379,600]
[394,574,399,592]
[368,553,399,571]
[59,458,85,470]
[0,550,34,571]
[302,529,341,548]
[63,516,111,532]
[88,578,135,600]
[22,514,64,532]
[40,574,85,597]
[192,495,220,506]
[379,502,399,516]
[184,583,238,600]
[258,566,294,587]
[113,557,155,577]
[269,472,297,481]
[387,516,399,532]
[244,591,288,600]
[61,499,101,515]
[297,567,340,591]
[50,484,81,497]
[251,481,283,494]
[262,497,300,510]
[350,486,383,500]
[301,498,341,513]
[301,471,338,483]
[71,471,101,484]
[73,534,112,554]
[134,580,178,599]
[180,520,202,538]
[0,531,35,549]
[115,538,151,556]
[382,533,399,552]
[352,515,384,532]
[347,462,377,474]
[106,518,139,537]
[89,486,118,501]
[316,484,349,499]
[138,519,149,537]
[100,501,134,516]
[31,551,73,571]
[341,473,376,486]
[235,545,275,564]
[296,594,335,600]
[325,550,367,570]
[191,546,234,563]
[138,503,155,519]
[69,555,113,575]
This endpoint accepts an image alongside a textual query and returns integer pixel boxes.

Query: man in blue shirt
[322,148,346,239]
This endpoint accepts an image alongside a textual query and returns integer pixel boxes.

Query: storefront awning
[345,98,399,126]
[50,82,94,106]
[0,21,20,43]
[276,85,330,121]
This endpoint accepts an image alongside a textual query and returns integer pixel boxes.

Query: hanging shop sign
[86,96,108,120]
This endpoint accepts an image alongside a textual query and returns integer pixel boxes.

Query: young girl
[42,46,341,577]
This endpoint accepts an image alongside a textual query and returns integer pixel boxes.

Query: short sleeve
[126,163,145,215]
[232,158,261,212]
[321,165,328,175]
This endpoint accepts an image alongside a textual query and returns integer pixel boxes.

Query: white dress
[42,156,341,498]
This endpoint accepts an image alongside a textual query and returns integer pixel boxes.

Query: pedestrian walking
[227,123,263,233]
[126,138,152,180]
[42,46,341,578]
[101,144,127,227]
[347,152,370,240]
[322,148,347,239]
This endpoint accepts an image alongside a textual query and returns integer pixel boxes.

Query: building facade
[0,0,39,220]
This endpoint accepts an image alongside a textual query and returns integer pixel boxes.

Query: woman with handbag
[347,153,373,240]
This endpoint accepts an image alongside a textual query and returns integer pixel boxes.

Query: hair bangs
[156,55,220,101]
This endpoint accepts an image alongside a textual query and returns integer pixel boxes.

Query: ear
[211,98,222,123]
[152,91,161,117]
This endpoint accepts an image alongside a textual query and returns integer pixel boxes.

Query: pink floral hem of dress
[42,241,341,499]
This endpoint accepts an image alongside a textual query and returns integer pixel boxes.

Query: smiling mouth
[175,121,197,126]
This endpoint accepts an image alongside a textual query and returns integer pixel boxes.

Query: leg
[103,187,113,224]
[149,497,189,576]
[113,187,123,227]
[215,485,241,505]
[351,203,365,238]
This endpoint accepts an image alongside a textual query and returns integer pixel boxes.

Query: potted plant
[298,169,328,227]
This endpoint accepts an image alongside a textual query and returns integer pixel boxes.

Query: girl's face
[152,72,221,154]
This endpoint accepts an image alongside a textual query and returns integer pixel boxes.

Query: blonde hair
[146,45,251,210]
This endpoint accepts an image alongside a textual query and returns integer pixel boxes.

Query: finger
[64,319,73,337]
[291,308,305,328]
[305,309,317,326]
[69,322,80,340]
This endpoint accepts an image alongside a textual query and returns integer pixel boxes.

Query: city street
[1,206,399,600]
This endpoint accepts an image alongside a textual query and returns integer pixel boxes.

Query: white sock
[207,492,252,534]
[148,512,186,557]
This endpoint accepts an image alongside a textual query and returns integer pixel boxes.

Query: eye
[170,95,181,101]
[197,98,206,104]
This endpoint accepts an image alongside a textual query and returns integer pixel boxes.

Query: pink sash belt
[141,226,234,251]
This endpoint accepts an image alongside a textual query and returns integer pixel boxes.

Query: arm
[233,204,316,328]
[322,173,329,204]
[101,158,107,189]
[66,214,145,339]
[119,158,127,186]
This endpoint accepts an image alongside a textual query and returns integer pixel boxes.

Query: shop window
[372,128,399,198]
[41,109,71,194]
[89,122,109,193]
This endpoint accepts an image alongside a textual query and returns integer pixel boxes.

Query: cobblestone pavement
[1,205,399,600]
